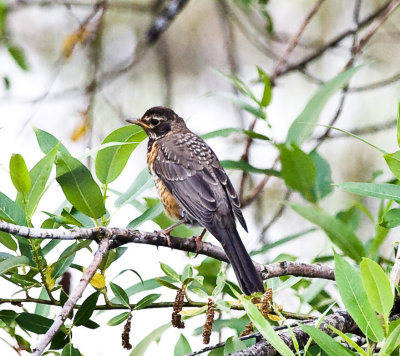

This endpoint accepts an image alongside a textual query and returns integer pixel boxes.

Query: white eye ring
[150,118,160,125]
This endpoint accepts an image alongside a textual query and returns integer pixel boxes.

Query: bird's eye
[150,118,160,126]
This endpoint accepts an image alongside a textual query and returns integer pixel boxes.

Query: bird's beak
[126,118,142,126]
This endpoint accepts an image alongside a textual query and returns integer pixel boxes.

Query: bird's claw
[191,235,203,257]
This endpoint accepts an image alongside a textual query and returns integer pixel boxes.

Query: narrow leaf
[107,312,130,326]
[134,294,161,310]
[290,203,365,262]
[239,295,295,356]
[221,160,280,176]
[110,282,130,308]
[279,144,316,198]
[160,262,181,282]
[286,65,362,146]
[334,253,384,342]
[130,322,171,356]
[340,182,400,202]
[300,324,356,356]
[360,258,393,318]
[16,312,53,334]
[74,291,100,326]
[0,256,30,275]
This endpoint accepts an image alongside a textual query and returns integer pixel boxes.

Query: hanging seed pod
[121,313,133,350]
[261,288,273,318]
[240,321,254,337]
[202,298,215,344]
[172,288,185,328]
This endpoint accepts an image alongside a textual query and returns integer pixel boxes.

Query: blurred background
[0,0,400,354]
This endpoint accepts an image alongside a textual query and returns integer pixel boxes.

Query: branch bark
[231,310,358,356]
[0,220,335,282]
[32,235,110,356]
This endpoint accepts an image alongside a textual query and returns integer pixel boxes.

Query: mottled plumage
[127,106,264,295]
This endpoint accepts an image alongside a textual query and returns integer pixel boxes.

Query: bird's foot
[191,229,207,257]
[157,219,185,247]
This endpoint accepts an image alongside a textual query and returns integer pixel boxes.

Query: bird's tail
[216,224,264,295]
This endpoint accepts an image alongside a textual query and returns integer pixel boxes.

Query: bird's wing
[154,133,246,232]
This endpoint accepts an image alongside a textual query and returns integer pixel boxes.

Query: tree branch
[231,310,358,356]
[32,235,110,356]
[0,220,335,282]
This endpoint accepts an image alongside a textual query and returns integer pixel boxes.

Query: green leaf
[379,320,400,355]
[8,45,28,71]
[326,325,367,356]
[381,208,400,228]
[156,277,179,290]
[218,92,266,119]
[115,168,153,207]
[174,334,192,356]
[135,294,161,310]
[110,282,130,308]
[160,262,181,282]
[16,312,53,334]
[0,231,17,251]
[290,203,365,262]
[9,153,31,194]
[17,144,59,218]
[384,151,400,180]
[56,153,106,218]
[74,291,100,326]
[279,144,316,198]
[95,125,146,184]
[308,151,333,202]
[212,269,226,299]
[0,310,18,323]
[0,256,31,275]
[107,312,130,326]
[61,343,80,356]
[220,160,280,176]
[34,128,70,156]
[224,336,247,355]
[300,324,356,356]
[360,258,393,318]
[239,295,295,356]
[201,127,270,141]
[127,202,164,228]
[51,252,75,279]
[339,182,400,202]
[286,65,362,146]
[334,253,384,342]
[257,67,272,108]
[130,322,171,356]
[0,192,26,225]
[250,228,316,256]
[35,288,51,317]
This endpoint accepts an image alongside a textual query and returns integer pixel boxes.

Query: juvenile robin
[126,106,264,295]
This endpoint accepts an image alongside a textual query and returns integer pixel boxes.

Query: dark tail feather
[217,226,264,295]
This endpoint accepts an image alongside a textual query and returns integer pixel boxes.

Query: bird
[126,106,264,295]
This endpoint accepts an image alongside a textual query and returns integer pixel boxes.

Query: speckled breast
[147,140,182,220]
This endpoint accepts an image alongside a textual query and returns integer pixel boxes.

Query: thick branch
[0,220,334,282]
[232,310,357,356]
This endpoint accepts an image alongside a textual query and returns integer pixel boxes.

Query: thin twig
[271,0,325,82]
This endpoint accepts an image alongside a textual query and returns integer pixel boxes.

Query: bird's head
[126,106,186,139]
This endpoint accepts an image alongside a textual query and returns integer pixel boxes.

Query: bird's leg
[158,218,185,246]
[192,228,207,257]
